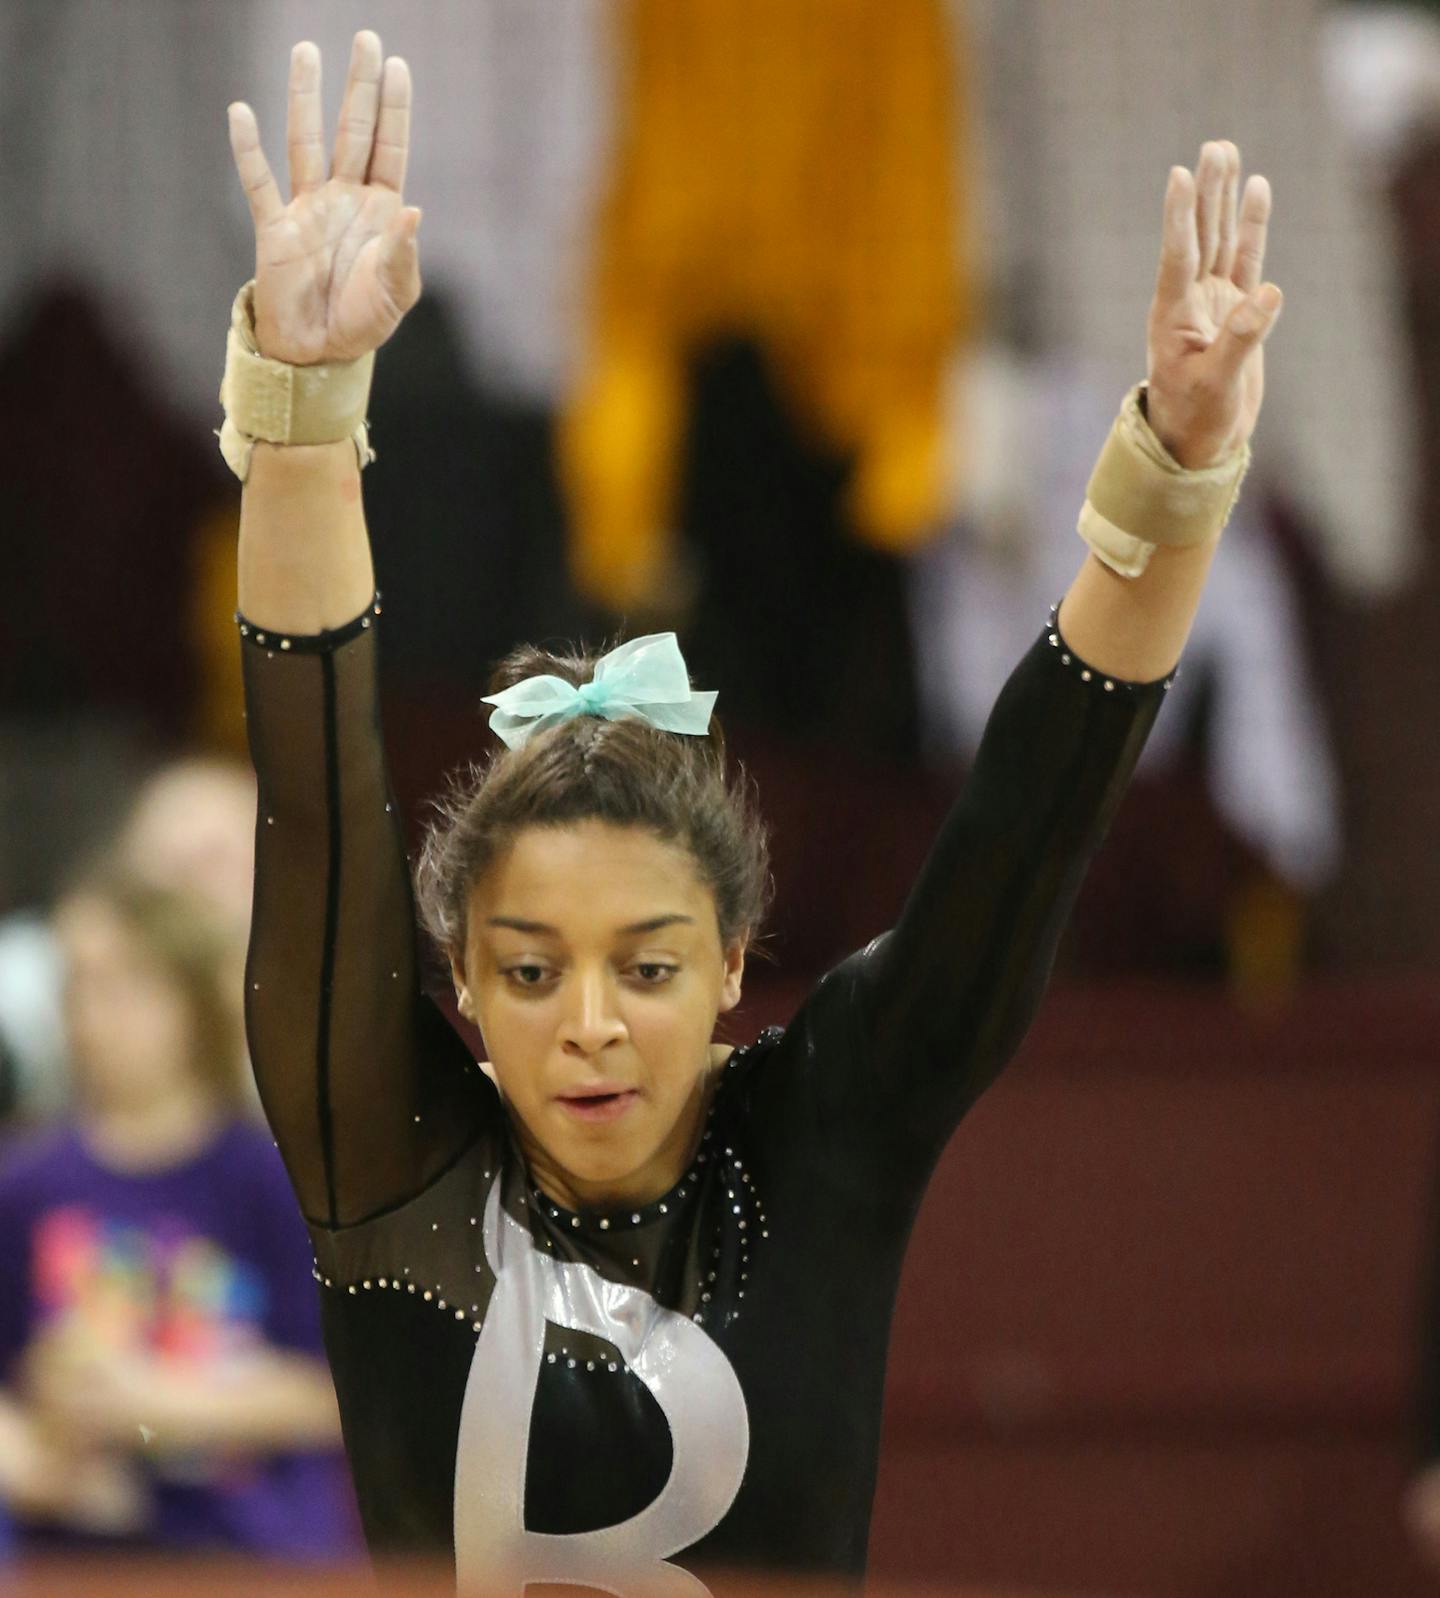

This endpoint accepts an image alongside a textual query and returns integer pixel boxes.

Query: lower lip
[557,1091,641,1124]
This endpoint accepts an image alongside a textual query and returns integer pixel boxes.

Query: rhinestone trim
[235,591,382,655]
[1046,602,1177,693]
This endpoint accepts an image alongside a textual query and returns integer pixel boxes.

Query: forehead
[469,821,715,933]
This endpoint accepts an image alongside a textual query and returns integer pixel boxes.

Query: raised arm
[1061,140,1279,680]
[779,143,1284,1156]
[228,32,485,1228]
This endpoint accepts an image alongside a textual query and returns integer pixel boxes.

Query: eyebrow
[485,915,696,936]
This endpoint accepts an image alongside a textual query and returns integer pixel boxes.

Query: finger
[227,103,285,230]
[286,40,325,197]
[332,29,383,183]
[1195,141,1224,278]
[1214,142,1241,280]
[374,206,423,314]
[1154,165,1199,304]
[1209,282,1283,382]
[366,56,412,193]
[1231,174,1272,294]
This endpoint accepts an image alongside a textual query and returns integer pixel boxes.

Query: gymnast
[221,28,1282,1595]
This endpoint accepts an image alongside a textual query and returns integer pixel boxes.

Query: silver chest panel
[454,1181,750,1595]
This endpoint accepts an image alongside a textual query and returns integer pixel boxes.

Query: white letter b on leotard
[453,1183,749,1596]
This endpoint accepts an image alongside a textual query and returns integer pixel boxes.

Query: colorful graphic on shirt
[454,1183,749,1597]
[31,1206,267,1363]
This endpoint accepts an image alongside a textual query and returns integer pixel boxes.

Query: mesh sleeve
[240,601,490,1229]
[751,609,1171,1170]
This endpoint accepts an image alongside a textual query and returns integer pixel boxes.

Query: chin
[550,1126,657,1189]
[556,1136,645,1183]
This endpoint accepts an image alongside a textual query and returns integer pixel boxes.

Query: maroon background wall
[864,981,1440,1598]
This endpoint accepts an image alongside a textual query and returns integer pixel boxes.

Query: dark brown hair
[415,641,771,959]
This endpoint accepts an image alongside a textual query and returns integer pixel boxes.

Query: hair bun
[484,642,593,700]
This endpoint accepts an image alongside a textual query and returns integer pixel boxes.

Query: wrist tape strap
[215,279,376,483]
[1078,383,1251,578]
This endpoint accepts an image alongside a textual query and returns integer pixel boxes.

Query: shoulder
[0,1126,85,1233]
[208,1118,298,1189]
[195,1120,312,1231]
[0,1125,82,1191]
[204,1121,316,1260]
[212,1116,284,1159]
[729,942,888,1075]
[715,1021,796,1104]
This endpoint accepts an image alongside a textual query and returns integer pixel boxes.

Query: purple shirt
[0,1119,359,1559]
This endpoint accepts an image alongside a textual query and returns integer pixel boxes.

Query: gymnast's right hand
[226,29,421,365]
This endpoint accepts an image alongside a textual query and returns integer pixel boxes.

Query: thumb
[1213,281,1282,374]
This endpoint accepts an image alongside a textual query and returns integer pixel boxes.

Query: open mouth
[557,1089,641,1123]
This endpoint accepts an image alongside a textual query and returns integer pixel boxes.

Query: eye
[629,962,678,986]
[503,963,553,989]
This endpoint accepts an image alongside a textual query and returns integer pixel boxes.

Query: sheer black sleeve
[748,606,1171,1171]
[240,600,492,1230]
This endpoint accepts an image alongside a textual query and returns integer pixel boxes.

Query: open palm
[1146,141,1281,470]
[227,30,421,365]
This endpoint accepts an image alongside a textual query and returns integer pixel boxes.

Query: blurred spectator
[0,757,255,1123]
[113,759,255,939]
[0,870,354,1558]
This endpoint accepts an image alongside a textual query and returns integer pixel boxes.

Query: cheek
[623,987,719,1079]
[624,997,698,1049]
[474,991,555,1095]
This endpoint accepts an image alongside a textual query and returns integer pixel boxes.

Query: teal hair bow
[481,632,718,751]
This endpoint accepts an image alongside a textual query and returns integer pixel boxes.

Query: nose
[558,967,627,1059]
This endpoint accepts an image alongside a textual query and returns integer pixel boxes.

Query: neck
[80,1084,225,1175]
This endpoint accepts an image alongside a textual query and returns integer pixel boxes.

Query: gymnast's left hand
[1144,140,1283,469]
[226,31,421,366]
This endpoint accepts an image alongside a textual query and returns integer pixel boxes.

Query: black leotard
[239,598,1170,1593]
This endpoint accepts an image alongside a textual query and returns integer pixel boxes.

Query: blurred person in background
[114,758,256,940]
[0,756,255,1123]
[221,27,1282,1591]
[0,869,355,1560]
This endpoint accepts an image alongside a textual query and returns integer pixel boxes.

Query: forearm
[1057,536,1221,684]
[137,1351,342,1456]
[0,1389,142,1528]
[237,439,375,633]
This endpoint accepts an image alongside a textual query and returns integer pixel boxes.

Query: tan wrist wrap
[215,279,376,482]
[1077,383,1251,579]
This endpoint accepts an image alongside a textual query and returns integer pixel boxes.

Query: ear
[449,950,475,1022]
[717,934,747,1014]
